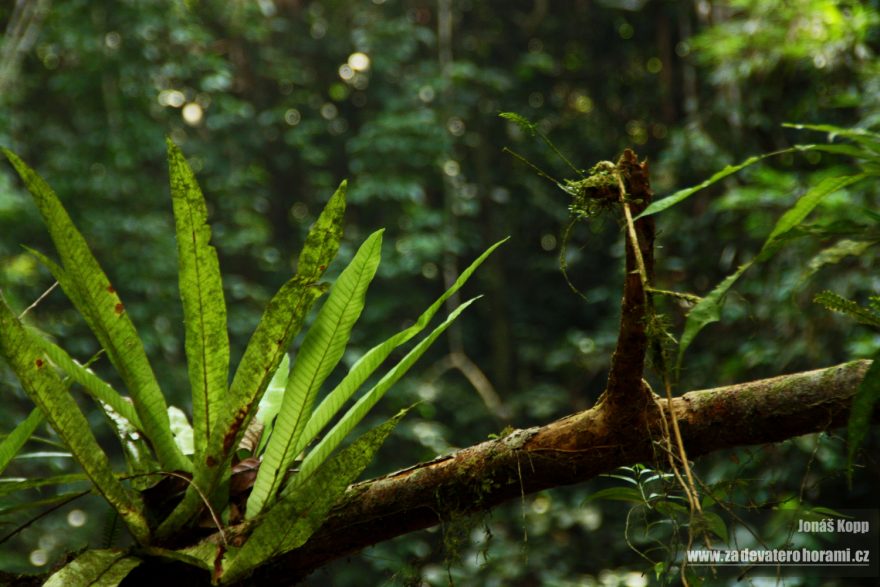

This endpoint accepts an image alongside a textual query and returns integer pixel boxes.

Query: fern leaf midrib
[186,202,213,445]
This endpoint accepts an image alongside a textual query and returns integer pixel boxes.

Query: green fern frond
[499,111,537,136]
[814,290,880,328]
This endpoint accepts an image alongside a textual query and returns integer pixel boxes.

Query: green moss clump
[565,160,619,219]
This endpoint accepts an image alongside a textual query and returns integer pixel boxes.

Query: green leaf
[101,403,159,491]
[814,291,880,328]
[0,473,88,497]
[677,262,752,372]
[0,490,88,517]
[698,510,729,543]
[221,409,407,584]
[293,180,348,284]
[29,331,143,431]
[805,143,872,159]
[248,229,383,517]
[249,353,290,455]
[158,182,345,541]
[636,146,817,219]
[256,353,290,427]
[290,298,479,490]
[653,500,689,516]
[677,174,865,369]
[783,123,880,150]
[43,549,141,587]
[499,111,538,135]
[848,353,880,473]
[757,174,866,261]
[167,139,230,457]
[807,506,849,518]
[584,487,645,504]
[600,473,638,485]
[3,150,188,473]
[223,180,345,441]
[800,239,877,284]
[0,408,44,475]
[295,238,506,470]
[12,450,71,460]
[0,297,149,543]
[168,406,195,456]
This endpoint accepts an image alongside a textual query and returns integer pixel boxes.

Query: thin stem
[0,490,89,546]
[615,171,649,299]
[537,131,582,177]
[18,281,59,319]
[502,147,562,186]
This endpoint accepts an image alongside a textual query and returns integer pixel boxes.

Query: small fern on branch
[813,290,880,328]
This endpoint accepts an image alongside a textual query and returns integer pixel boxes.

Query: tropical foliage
[1,0,878,585]
[0,142,500,584]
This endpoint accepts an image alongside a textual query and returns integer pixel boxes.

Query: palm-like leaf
[677,174,866,370]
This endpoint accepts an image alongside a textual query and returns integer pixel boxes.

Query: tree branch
[601,149,655,413]
[248,359,870,584]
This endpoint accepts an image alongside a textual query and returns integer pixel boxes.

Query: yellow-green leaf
[0,296,150,544]
[167,139,230,456]
[3,150,188,473]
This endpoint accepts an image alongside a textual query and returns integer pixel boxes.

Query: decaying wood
[601,149,655,415]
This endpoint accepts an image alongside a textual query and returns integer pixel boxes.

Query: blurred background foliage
[0,0,878,585]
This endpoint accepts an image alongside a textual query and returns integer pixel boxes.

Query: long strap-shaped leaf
[44,549,142,587]
[247,229,384,517]
[635,145,820,219]
[0,296,150,544]
[288,297,479,494]
[783,123,880,150]
[29,331,143,430]
[167,139,230,456]
[3,150,188,473]
[220,409,407,584]
[225,180,346,426]
[0,408,44,475]
[676,173,867,370]
[0,473,88,497]
[157,182,346,540]
[293,238,506,463]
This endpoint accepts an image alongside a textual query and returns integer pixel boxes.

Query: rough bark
[0,359,871,587]
[601,149,655,414]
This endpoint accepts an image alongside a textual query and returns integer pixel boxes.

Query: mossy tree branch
[2,360,873,587]
[600,149,656,416]
[244,360,871,584]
